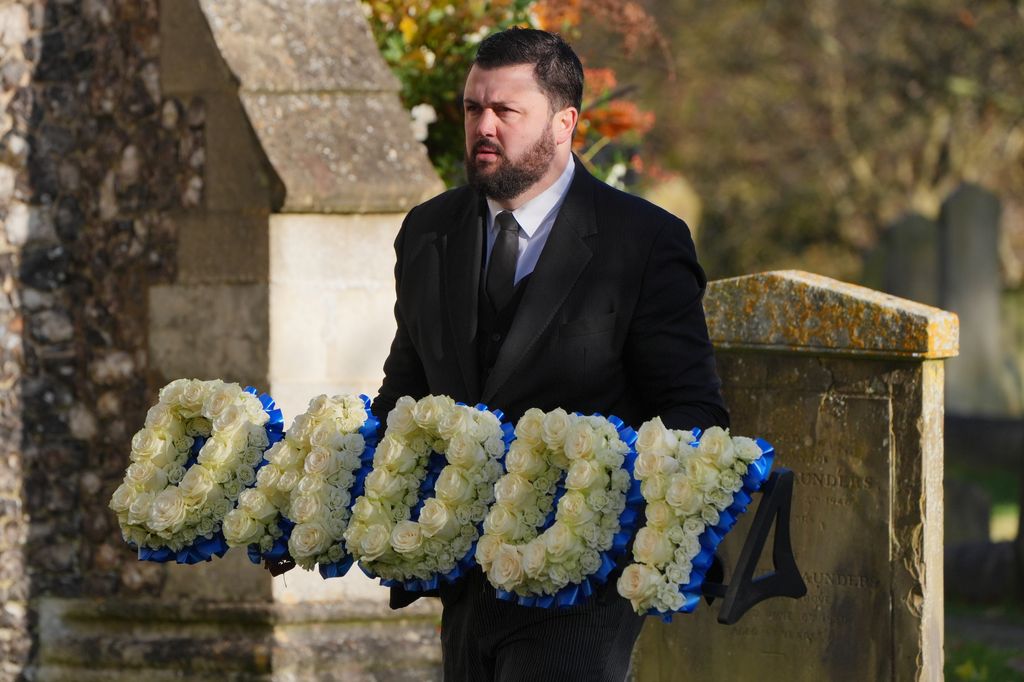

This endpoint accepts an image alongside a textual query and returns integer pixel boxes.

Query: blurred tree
[580,1,1024,280]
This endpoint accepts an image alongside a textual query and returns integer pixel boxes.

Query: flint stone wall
[633,271,956,682]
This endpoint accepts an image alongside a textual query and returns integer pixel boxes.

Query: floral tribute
[345,395,513,590]
[223,394,378,578]
[109,379,284,564]
[475,408,643,607]
[616,420,774,618]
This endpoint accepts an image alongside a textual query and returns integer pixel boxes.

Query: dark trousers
[439,568,646,682]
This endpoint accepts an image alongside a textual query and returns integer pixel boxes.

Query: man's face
[463,64,562,202]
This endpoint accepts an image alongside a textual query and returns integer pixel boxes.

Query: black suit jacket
[372,161,729,608]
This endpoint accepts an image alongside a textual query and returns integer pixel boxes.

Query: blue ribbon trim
[646,438,775,620]
[494,414,644,609]
[137,386,284,565]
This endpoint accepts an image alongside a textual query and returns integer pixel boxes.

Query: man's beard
[465,131,556,201]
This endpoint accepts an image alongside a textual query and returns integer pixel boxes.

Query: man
[372,28,728,682]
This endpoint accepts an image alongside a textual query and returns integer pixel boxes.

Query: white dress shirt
[484,156,576,285]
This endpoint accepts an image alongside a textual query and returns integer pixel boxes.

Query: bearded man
[371,27,729,682]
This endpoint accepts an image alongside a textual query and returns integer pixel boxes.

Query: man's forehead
[464,64,544,101]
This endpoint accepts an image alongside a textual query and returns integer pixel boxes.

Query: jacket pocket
[558,311,617,338]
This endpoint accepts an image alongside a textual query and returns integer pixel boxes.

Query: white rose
[148,488,188,534]
[197,439,233,471]
[698,426,735,469]
[686,456,721,492]
[375,437,417,474]
[543,521,581,562]
[127,492,155,525]
[541,408,570,449]
[521,540,547,578]
[475,534,502,569]
[238,488,278,522]
[447,433,486,470]
[617,563,662,604]
[222,509,262,546]
[706,487,734,511]
[179,466,217,508]
[308,422,342,450]
[364,468,406,500]
[434,467,473,504]
[158,378,190,405]
[385,396,418,438]
[490,544,524,590]
[437,408,472,440]
[304,447,339,477]
[305,394,334,420]
[633,527,673,566]
[352,497,389,526]
[636,417,678,458]
[483,505,520,539]
[358,524,392,561]
[277,469,300,492]
[644,501,674,529]
[418,498,458,539]
[296,475,329,501]
[290,522,331,557]
[412,395,447,429]
[656,454,681,475]
[505,440,544,477]
[391,520,424,554]
[202,383,242,419]
[256,463,282,490]
[557,491,595,526]
[131,429,177,468]
[565,459,600,491]
[719,469,743,493]
[514,408,545,446]
[265,441,303,470]
[665,474,703,515]
[563,421,596,461]
[640,475,667,502]
[632,451,660,480]
[733,436,762,463]
[213,404,248,440]
[144,403,182,437]
[180,380,206,416]
[125,461,167,492]
[493,474,533,509]
[109,483,135,513]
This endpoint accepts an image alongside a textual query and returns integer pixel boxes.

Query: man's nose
[475,109,498,137]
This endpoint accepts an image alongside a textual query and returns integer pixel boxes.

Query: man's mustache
[472,140,504,156]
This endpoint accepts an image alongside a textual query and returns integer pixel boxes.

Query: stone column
[633,270,957,682]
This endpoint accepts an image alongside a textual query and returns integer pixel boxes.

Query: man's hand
[264,557,295,576]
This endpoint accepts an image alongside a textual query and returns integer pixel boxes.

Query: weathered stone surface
[32,597,442,681]
[197,0,398,93]
[705,270,959,359]
[241,92,443,213]
[634,353,945,682]
[148,283,269,388]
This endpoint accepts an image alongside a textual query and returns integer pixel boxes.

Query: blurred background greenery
[361,1,1024,676]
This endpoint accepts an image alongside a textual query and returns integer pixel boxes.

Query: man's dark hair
[474,28,584,113]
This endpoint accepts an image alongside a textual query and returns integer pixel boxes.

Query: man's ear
[553,107,579,145]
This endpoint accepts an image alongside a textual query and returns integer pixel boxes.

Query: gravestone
[633,271,957,682]
[880,213,939,307]
[939,184,1019,415]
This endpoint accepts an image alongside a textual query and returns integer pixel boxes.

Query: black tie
[487,211,519,310]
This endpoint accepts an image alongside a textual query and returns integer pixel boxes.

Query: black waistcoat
[477,274,531,387]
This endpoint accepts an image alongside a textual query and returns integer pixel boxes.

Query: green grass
[946,639,1024,681]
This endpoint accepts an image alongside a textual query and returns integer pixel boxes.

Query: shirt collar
[486,156,576,238]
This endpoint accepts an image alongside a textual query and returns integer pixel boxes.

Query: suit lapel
[481,166,597,404]
[444,191,484,402]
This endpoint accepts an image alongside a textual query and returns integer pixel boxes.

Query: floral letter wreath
[109,379,284,563]
[345,395,512,589]
[617,420,774,617]
[476,408,644,607]
[223,394,378,578]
